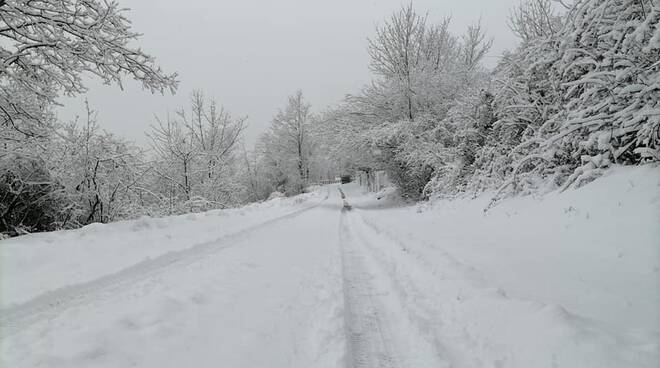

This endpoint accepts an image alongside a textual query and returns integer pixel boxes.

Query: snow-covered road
[2,167,659,367]
[2,189,348,367]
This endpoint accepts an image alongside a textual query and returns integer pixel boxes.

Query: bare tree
[367,3,462,121]
[273,91,312,193]
[149,113,197,201]
[508,0,562,42]
[461,20,493,71]
[54,101,147,224]
[177,91,246,183]
[257,91,314,195]
[368,3,427,120]
[148,91,245,212]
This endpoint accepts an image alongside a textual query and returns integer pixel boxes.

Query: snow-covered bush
[267,191,285,200]
[484,0,659,200]
[0,154,70,235]
[544,0,660,189]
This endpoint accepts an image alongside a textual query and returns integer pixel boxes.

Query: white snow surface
[0,191,324,308]
[1,165,659,367]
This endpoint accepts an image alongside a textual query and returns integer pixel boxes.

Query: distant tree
[238,145,266,203]
[148,91,245,213]
[460,21,493,72]
[149,113,197,202]
[259,91,314,195]
[508,0,562,43]
[367,3,460,121]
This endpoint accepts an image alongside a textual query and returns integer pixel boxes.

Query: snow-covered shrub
[467,0,659,202]
[267,191,285,200]
[0,155,70,235]
[543,0,660,189]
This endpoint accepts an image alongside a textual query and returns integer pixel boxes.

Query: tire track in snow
[339,190,447,368]
[339,213,400,368]
[0,191,329,339]
[345,209,660,368]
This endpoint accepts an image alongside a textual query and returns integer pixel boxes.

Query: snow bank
[353,164,659,366]
[0,189,325,307]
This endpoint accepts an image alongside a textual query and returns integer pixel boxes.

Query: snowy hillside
[2,165,658,367]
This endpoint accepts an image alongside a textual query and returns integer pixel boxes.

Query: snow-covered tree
[52,101,148,224]
[1,100,150,234]
[367,3,461,121]
[0,0,178,235]
[508,0,563,43]
[0,0,177,138]
[148,91,245,213]
[357,5,493,198]
[257,91,314,195]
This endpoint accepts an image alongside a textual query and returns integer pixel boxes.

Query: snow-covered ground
[0,190,326,308]
[347,165,660,367]
[1,165,658,367]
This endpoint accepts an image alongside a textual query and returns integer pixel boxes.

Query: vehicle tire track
[339,212,400,368]
[0,192,329,339]
[338,189,450,368]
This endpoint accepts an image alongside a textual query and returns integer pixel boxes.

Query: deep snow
[1,165,658,367]
[0,190,325,308]
[362,165,660,333]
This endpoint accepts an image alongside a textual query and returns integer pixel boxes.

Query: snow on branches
[320,0,658,203]
[0,0,178,137]
[148,91,246,213]
[549,0,660,187]
[0,0,180,235]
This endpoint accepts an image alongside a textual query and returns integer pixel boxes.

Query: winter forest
[1,0,658,235]
[2,1,660,367]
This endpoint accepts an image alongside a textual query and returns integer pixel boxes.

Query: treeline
[0,1,170,235]
[0,1,250,235]
[1,87,323,236]
[2,0,658,236]
[317,0,659,202]
[0,0,334,236]
[2,93,250,236]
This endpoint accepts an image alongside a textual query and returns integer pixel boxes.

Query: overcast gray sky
[58,0,521,147]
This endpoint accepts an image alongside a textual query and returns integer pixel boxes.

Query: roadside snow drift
[0,190,325,308]
[352,165,660,367]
